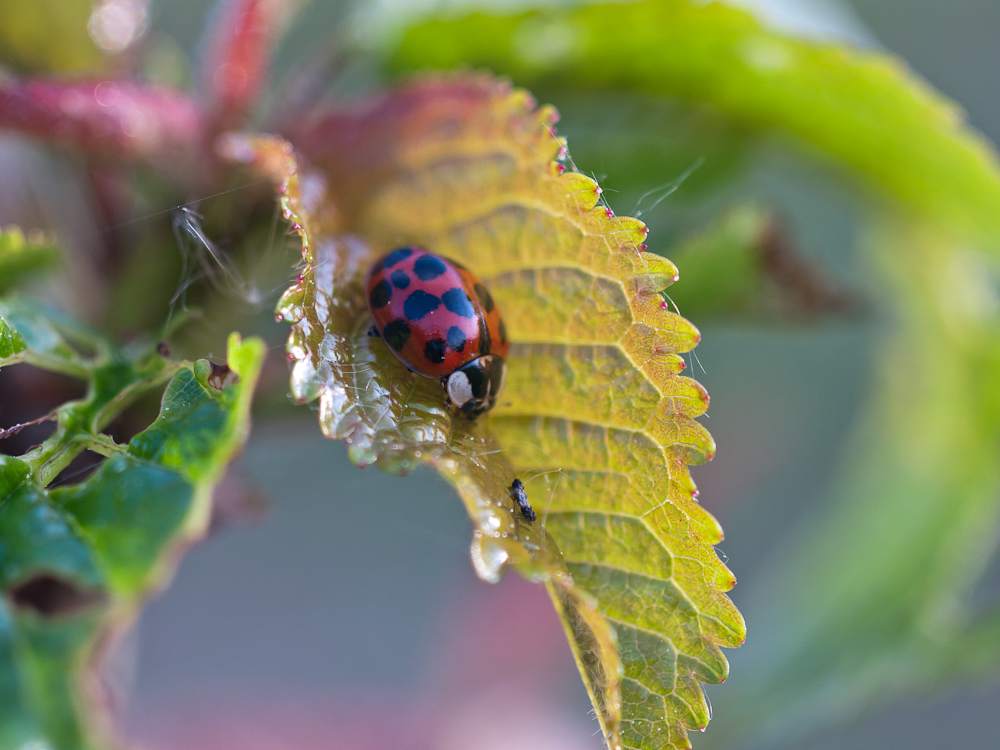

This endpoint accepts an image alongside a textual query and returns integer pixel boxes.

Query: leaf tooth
[647,413,715,466]
[627,301,702,352]
[649,376,710,419]
[560,171,606,212]
[621,324,691,374]
[668,495,725,548]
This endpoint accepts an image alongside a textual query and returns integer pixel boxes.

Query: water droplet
[471,535,508,583]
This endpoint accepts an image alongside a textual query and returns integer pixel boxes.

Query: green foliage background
[2,0,1000,749]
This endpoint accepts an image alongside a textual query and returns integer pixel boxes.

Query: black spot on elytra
[413,254,447,280]
[390,270,410,289]
[478,314,491,355]
[442,288,476,318]
[404,289,440,320]
[382,247,414,268]
[498,317,508,345]
[424,338,447,364]
[369,280,391,309]
[447,326,466,352]
[383,319,411,351]
[474,283,495,313]
[10,574,106,618]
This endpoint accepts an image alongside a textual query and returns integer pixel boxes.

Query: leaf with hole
[0,311,264,749]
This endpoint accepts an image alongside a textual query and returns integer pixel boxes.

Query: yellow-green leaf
[233,72,744,749]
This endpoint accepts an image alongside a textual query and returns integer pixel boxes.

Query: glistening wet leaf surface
[233,73,744,750]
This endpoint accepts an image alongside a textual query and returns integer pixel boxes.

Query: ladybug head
[444,355,507,418]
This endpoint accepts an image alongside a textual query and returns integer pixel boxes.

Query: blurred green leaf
[666,207,772,318]
[706,216,1000,746]
[0,227,61,294]
[666,206,855,322]
[0,298,95,377]
[0,308,264,749]
[0,317,26,360]
[539,92,754,214]
[0,0,106,75]
[391,0,1000,246]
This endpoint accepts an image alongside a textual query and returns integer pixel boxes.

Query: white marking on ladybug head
[447,370,474,408]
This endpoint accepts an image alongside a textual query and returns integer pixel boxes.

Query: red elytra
[365,246,509,379]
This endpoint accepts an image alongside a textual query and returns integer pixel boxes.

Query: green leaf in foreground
[228,72,744,749]
[0,302,264,749]
[390,0,1000,246]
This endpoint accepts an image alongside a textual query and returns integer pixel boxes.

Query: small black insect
[510,478,536,522]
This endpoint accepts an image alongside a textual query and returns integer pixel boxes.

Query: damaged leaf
[0,297,264,749]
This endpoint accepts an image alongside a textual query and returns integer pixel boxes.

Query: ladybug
[365,246,509,417]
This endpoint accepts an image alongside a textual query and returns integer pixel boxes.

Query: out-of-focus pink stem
[200,0,297,128]
[0,79,206,166]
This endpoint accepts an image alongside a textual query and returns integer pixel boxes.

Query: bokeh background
[3,0,1000,748]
